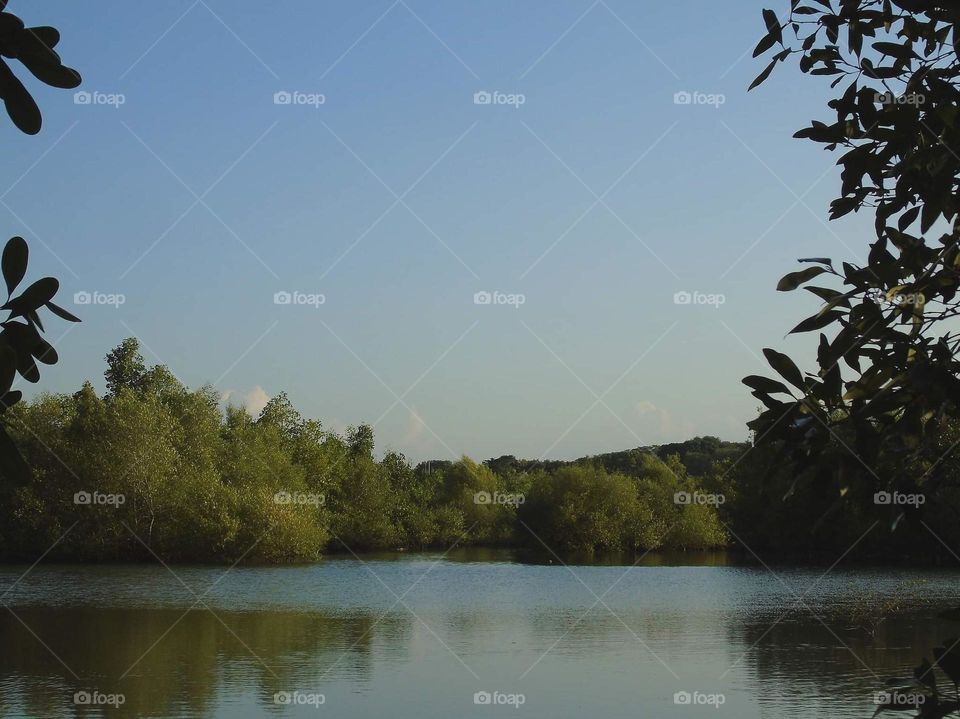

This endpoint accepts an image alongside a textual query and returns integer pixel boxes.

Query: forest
[2,338,958,564]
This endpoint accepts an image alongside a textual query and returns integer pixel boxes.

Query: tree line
[2,338,959,564]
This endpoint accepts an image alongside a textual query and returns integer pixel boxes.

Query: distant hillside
[416,436,749,479]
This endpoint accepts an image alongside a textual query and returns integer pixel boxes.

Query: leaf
[762,9,782,44]
[743,375,793,395]
[872,41,916,60]
[19,56,80,89]
[789,310,843,334]
[753,31,778,58]
[26,308,42,333]
[44,301,79,323]
[898,206,920,231]
[777,266,827,291]
[749,58,778,91]
[0,390,21,411]
[763,348,806,389]
[31,334,56,365]
[4,277,58,315]
[15,352,38,383]
[0,342,14,396]
[921,200,939,234]
[0,60,40,134]
[25,27,60,49]
[805,285,844,302]
[1,236,27,297]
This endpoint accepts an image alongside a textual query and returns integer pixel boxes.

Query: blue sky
[4,1,874,462]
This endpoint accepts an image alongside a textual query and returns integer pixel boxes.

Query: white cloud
[634,400,695,441]
[221,386,270,417]
[401,406,427,445]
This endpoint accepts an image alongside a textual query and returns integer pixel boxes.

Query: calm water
[0,549,957,718]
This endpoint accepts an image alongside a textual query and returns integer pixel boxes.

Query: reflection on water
[0,551,957,718]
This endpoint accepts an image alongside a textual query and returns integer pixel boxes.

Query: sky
[4,0,876,463]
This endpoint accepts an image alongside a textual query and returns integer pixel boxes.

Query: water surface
[0,550,956,717]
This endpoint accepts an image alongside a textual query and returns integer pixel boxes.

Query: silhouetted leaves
[0,235,78,485]
[0,4,80,134]
[777,266,828,291]
[749,6,960,707]
[0,235,25,296]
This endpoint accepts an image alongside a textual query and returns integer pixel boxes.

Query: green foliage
[1,340,735,563]
[748,1,960,529]
[750,5,960,712]
[519,458,726,555]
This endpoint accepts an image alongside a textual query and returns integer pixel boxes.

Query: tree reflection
[0,606,412,718]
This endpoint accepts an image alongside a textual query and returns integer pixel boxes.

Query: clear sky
[5,1,874,463]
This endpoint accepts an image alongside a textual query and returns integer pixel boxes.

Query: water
[0,549,956,717]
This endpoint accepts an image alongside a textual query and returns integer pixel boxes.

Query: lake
[0,549,956,717]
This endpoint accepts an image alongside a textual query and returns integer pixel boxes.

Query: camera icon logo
[73,691,91,705]
[273,691,291,705]
[673,291,692,305]
[273,491,292,505]
[674,691,692,705]
[274,91,292,105]
[274,291,292,305]
[673,491,691,505]
[473,491,492,505]
[474,691,492,705]
[73,91,92,105]
[474,291,492,305]
[74,291,92,305]
[874,491,892,505]
[674,91,692,105]
[74,491,92,505]
[474,91,492,105]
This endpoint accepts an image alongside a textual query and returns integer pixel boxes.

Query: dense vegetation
[0,339,732,563]
[6,338,960,564]
[749,2,960,713]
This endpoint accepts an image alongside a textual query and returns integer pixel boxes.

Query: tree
[519,465,647,554]
[748,0,960,524]
[749,2,960,713]
[104,338,146,395]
